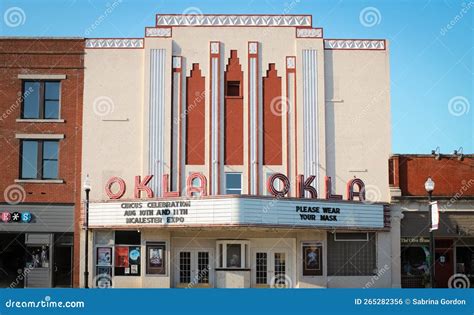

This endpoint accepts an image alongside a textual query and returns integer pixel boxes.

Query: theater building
[80,14,397,288]
[390,154,474,288]
[0,38,84,288]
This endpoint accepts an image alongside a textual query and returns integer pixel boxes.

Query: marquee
[88,197,385,230]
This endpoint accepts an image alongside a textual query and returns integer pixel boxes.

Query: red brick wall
[263,63,282,165]
[0,38,84,287]
[185,63,205,165]
[389,155,474,196]
[224,50,244,165]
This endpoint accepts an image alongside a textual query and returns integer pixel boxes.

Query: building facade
[390,154,474,288]
[80,14,397,288]
[0,38,84,288]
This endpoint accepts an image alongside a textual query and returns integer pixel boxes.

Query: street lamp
[83,174,91,289]
[424,177,435,288]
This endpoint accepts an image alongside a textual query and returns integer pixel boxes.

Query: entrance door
[54,246,72,287]
[174,249,214,288]
[253,249,291,288]
[435,248,453,288]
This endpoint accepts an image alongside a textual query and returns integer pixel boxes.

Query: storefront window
[26,245,49,268]
[400,238,431,288]
[327,232,376,276]
[216,240,249,269]
[114,231,141,276]
[455,246,474,288]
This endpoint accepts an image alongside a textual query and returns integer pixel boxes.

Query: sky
[1,0,472,154]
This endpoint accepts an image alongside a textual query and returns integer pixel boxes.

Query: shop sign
[104,173,368,202]
[0,211,32,223]
[401,237,429,244]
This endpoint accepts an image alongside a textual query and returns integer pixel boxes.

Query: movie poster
[97,247,112,266]
[302,243,323,276]
[147,243,166,274]
[115,246,129,267]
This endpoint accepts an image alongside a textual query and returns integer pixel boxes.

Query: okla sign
[104,173,369,202]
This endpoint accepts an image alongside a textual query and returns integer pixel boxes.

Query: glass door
[253,249,291,288]
[175,249,213,288]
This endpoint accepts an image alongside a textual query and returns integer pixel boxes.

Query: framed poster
[97,247,112,266]
[302,242,323,276]
[146,242,166,275]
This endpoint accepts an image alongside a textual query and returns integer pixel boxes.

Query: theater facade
[79,14,398,288]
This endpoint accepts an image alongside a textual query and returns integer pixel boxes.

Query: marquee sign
[104,173,368,202]
[89,197,384,229]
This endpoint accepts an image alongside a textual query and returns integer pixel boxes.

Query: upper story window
[20,140,59,179]
[226,81,241,97]
[22,81,60,119]
[225,172,242,195]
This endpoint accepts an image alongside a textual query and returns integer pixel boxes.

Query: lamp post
[83,174,91,288]
[424,177,435,288]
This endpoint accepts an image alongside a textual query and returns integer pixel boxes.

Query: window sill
[15,179,64,184]
[215,268,251,271]
[16,119,65,123]
[225,96,243,99]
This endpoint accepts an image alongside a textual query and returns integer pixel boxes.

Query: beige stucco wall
[324,46,391,203]
[82,48,145,200]
[80,23,395,288]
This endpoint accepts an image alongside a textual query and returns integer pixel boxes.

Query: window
[20,140,59,179]
[114,231,141,276]
[216,240,249,269]
[225,173,242,195]
[226,81,240,97]
[22,81,60,119]
[179,252,191,283]
[256,253,268,284]
[146,242,166,275]
[334,232,369,241]
[327,232,376,276]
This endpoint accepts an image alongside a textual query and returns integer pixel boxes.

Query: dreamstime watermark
[359,7,381,27]
[174,90,206,125]
[363,264,389,288]
[448,96,470,116]
[4,184,26,205]
[181,6,203,22]
[361,185,382,205]
[93,96,115,117]
[3,7,26,27]
[443,179,474,210]
[271,274,292,288]
[440,1,474,36]
[187,267,210,288]
[269,96,290,116]
[94,273,112,288]
[0,87,33,122]
[5,296,85,309]
[9,267,32,289]
[84,0,122,36]
[448,273,470,288]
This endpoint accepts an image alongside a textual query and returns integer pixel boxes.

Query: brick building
[390,154,474,288]
[0,38,84,287]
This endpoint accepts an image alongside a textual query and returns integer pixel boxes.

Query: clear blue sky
[1,0,472,154]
